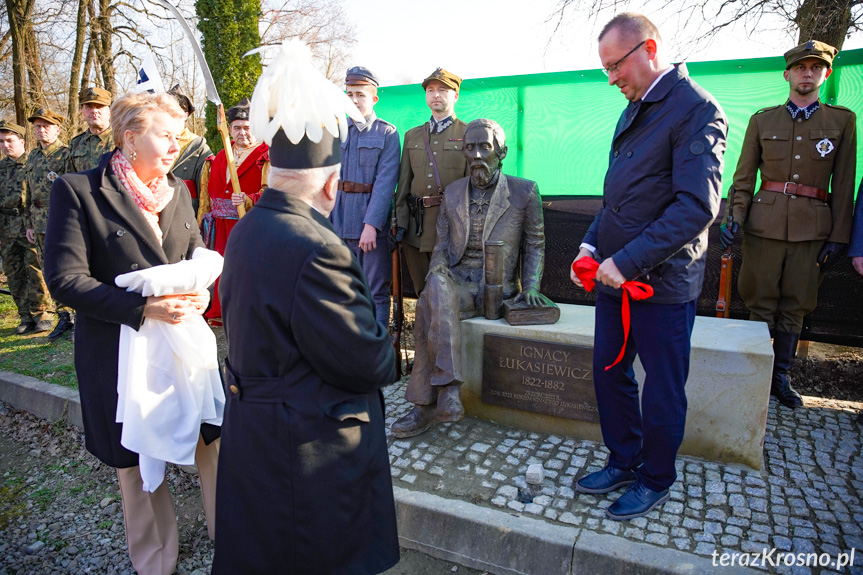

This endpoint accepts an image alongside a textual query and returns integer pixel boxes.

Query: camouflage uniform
[65,127,113,173]
[24,140,71,316]
[0,152,51,324]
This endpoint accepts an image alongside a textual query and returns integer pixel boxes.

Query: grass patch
[0,481,27,530]
[30,486,57,512]
[0,287,77,389]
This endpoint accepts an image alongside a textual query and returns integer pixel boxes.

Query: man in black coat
[213,41,399,575]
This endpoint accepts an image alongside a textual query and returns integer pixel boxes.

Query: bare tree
[548,0,863,51]
[260,0,356,81]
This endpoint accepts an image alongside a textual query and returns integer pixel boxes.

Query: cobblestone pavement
[383,381,863,574]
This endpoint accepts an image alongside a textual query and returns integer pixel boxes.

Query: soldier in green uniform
[24,108,73,339]
[394,68,470,294]
[0,121,52,334]
[66,86,113,173]
[721,41,856,408]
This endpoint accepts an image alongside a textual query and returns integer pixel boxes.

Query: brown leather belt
[422,195,443,208]
[338,180,372,193]
[760,180,828,202]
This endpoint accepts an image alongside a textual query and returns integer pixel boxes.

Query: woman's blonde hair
[111,91,186,148]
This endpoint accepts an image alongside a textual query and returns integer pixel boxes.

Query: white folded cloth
[115,247,225,492]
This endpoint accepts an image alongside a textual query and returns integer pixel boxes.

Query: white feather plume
[246,39,364,145]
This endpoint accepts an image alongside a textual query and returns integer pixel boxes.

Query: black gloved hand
[816,241,846,271]
[719,221,739,250]
[387,227,406,251]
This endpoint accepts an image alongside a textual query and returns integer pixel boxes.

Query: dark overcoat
[213,188,399,575]
[43,151,212,469]
[583,63,727,304]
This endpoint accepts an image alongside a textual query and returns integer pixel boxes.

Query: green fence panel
[375,49,863,197]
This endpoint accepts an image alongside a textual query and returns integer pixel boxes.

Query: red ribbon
[572,257,654,371]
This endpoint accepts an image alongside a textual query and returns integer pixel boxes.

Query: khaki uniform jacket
[66,127,113,174]
[731,102,856,243]
[0,153,29,238]
[395,118,469,252]
[23,141,69,234]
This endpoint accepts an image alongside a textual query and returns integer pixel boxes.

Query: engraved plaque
[481,334,599,423]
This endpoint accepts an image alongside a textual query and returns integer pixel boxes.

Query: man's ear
[322,170,339,202]
[825,67,833,80]
[645,38,658,61]
[498,145,508,162]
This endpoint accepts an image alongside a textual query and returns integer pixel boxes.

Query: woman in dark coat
[43,91,220,575]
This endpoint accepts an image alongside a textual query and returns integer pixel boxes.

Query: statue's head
[463,118,507,188]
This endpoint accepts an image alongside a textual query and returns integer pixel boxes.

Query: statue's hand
[515,288,543,308]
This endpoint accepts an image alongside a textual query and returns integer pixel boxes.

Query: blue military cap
[345,66,379,87]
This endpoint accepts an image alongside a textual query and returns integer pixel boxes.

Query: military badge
[47,171,58,182]
[815,137,834,158]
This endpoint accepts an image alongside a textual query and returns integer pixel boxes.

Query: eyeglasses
[602,40,646,76]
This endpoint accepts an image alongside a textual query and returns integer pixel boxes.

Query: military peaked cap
[79,86,112,106]
[422,67,462,92]
[0,120,26,137]
[345,66,379,87]
[784,41,838,69]
[27,108,65,126]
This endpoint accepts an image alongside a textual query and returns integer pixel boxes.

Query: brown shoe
[436,385,464,423]
[391,405,436,438]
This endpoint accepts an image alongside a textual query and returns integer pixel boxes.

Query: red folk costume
[198,142,269,321]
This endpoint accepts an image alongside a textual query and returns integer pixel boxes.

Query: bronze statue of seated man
[391,118,552,438]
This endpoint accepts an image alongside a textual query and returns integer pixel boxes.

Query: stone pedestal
[460,305,772,469]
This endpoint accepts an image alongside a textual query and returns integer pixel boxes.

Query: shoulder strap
[421,127,444,195]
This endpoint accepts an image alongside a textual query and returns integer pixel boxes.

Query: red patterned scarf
[110,150,174,244]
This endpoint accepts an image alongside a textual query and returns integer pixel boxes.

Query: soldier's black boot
[771,331,803,409]
[48,312,74,340]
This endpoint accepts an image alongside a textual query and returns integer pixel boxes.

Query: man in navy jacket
[570,13,727,520]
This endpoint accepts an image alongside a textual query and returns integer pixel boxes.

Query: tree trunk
[96,0,114,94]
[23,0,45,110]
[83,0,98,89]
[794,0,854,49]
[68,0,90,127]
[5,0,29,125]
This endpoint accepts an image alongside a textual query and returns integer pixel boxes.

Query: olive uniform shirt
[24,141,70,234]
[66,127,113,173]
[0,152,30,239]
[395,118,469,252]
[731,102,856,243]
